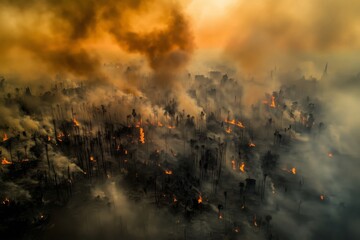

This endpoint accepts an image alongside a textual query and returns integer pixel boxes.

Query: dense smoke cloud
[0,0,193,87]
[195,0,360,75]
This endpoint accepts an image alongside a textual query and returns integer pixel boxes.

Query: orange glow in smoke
[73,118,80,126]
[198,195,202,204]
[3,133,8,142]
[270,96,276,108]
[291,167,296,175]
[1,157,12,165]
[249,142,256,147]
[165,170,173,175]
[240,162,245,172]
[139,127,145,144]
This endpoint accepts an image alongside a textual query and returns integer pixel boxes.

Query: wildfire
[231,160,236,170]
[270,96,276,108]
[2,197,10,205]
[139,127,145,144]
[90,156,95,162]
[291,167,296,175]
[167,125,176,129]
[1,157,12,165]
[225,119,245,128]
[225,126,232,133]
[320,195,325,201]
[248,142,256,147]
[328,153,333,158]
[165,170,173,175]
[57,132,65,142]
[73,118,80,126]
[173,195,177,203]
[198,195,202,204]
[218,212,223,219]
[157,121,163,127]
[47,135,51,141]
[3,133,8,142]
[240,162,245,172]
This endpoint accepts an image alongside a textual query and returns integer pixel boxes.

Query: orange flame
[320,195,325,201]
[90,156,95,162]
[240,162,245,172]
[1,157,12,165]
[249,142,256,147]
[157,121,163,127]
[225,126,232,133]
[253,214,258,227]
[270,96,276,108]
[73,118,80,126]
[165,170,173,175]
[139,127,145,144]
[57,132,64,142]
[218,212,223,219]
[225,119,245,128]
[47,135,51,141]
[231,160,236,170]
[173,195,177,203]
[3,133,8,142]
[328,153,333,158]
[167,125,176,129]
[291,167,296,175]
[198,195,202,204]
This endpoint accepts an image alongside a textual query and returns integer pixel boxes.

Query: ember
[270,96,276,108]
[240,162,245,172]
[139,127,145,144]
[1,157,12,165]
[320,195,325,201]
[73,118,80,126]
[3,133,8,141]
[164,170,173,175]
[198,195,202,204]
[291,167,296,175]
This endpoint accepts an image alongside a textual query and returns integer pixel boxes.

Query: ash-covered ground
[1,68,359,240]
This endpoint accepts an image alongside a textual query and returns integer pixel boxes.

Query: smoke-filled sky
[1,0,360,81]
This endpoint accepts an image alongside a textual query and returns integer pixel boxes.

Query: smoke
[222,0,360,75]
[0,0,194,89]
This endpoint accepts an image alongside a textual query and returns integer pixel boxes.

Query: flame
[198,195,202,204]
[125,150,128,155]
[231,160,236,170]
[225,126,232,133]
[90,156,95,162]
[248,142,256,147]
[165,170,173,175]
[253,214,258,227]
[157,121,163,127]
[240,162,245,172]
[320,195,325,201]
[225,119,245,128]
[167,125,176,129]
[218,212,223,219]
[291,167,296,175]
[173,195,177,203]
[328,153,333,158]
[1,157,12,165]
[2,197,10,205]
[47,135,51,141]
[73,118,80,126]
[139,127,145,144]
[270,96,276,108]
[57,132,64,142]
[3,133,8,142]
